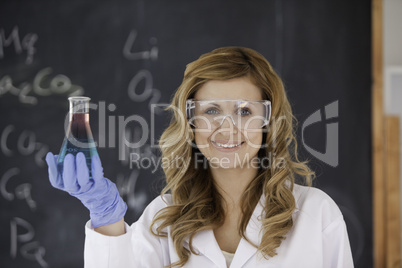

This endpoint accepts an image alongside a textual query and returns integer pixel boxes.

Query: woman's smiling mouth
[211,140,244,151]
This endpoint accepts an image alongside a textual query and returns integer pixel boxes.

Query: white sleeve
[84,220,165,268]
[322,216,354,268]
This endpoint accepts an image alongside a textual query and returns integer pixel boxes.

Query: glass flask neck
[69,96,90,121]
[69,96,90,113]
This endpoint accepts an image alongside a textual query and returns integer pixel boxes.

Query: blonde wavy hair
[150,46,315,267]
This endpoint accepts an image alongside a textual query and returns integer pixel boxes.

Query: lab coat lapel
[231,188,301,268]
[188,229,227,267]
[183,184,300,267]
[186,195,265,268]
[230,195,264,268]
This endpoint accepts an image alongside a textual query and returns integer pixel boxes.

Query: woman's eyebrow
[210,103,221,107]
[204,101,254,108]
[207,102,236,109]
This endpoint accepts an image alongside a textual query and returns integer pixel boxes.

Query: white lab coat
[84,184,354,268]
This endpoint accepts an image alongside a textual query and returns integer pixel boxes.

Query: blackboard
[0,0,372,267]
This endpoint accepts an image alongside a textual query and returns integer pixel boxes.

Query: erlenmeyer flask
[57,96,98,178]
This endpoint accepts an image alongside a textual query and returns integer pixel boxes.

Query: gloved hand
[45,152,127,228]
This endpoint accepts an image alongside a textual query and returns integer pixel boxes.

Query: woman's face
[193,76,264,169]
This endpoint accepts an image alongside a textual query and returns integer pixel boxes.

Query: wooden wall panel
[385,116,401,268]
[372,0,386,267]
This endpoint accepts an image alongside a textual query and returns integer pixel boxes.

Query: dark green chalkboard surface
[0,1,371,267]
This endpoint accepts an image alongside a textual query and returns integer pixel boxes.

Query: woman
[46,47,353,267]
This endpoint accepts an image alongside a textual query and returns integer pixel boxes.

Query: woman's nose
[217,115,239,134]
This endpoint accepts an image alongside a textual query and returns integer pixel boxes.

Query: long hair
[150,46,315,267]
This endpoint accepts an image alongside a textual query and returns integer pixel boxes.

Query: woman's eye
[239,108,251,116]
[205,108,219,115]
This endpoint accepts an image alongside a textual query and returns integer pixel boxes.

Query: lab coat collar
[230,195,265,268]
[186,228,227,267]
[186,187,301,268]
[185,194,266,268]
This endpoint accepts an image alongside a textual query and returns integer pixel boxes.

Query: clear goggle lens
[186,99,271,130]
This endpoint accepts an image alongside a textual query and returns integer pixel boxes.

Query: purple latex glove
[45,152,127,228]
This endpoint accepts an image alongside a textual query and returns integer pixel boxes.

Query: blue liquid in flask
[57,97,98,178]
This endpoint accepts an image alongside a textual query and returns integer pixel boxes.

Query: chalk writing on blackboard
[119,29,165,213]
[1,166,48,267]
[0,67,84,105]
[0,26,38,64]
[1,124,49,167]
[123,30,158,61]
[128,69,154,102]
[0,167,36,211]
[124,29,163,116]
[127,69,163,114]
[10,217,48,268]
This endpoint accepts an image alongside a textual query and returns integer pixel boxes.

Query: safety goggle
[186,99,271,130]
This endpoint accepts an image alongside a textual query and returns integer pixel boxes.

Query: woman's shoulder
[293,183,336,202]
[147,194,173,209]
[292,184,344,229]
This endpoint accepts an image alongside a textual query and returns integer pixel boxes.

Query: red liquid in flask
[57,97,98,178]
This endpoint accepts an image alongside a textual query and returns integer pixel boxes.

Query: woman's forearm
[94,218,126,236]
